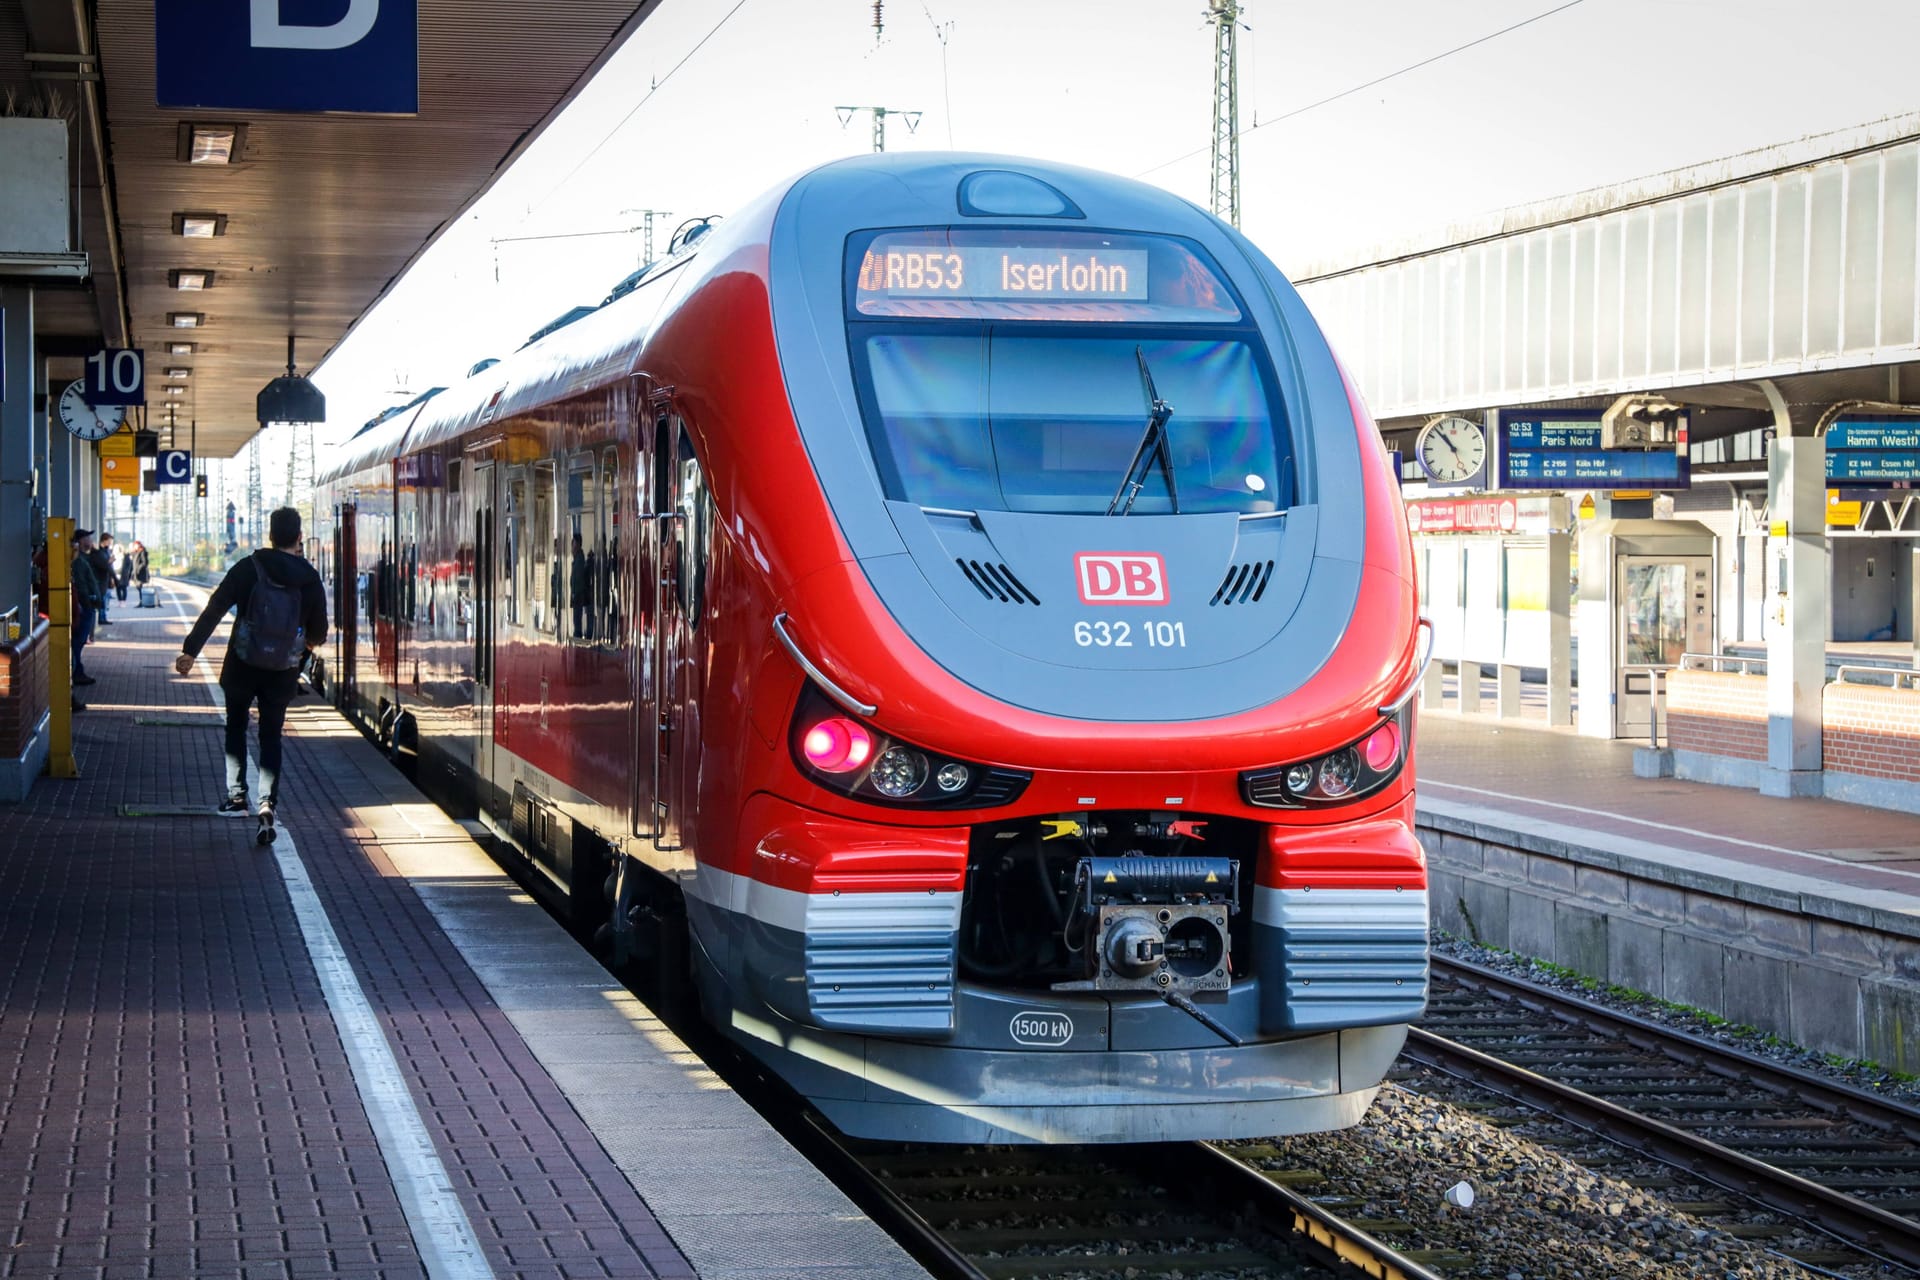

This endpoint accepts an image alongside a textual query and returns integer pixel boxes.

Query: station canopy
[1,0,662,457]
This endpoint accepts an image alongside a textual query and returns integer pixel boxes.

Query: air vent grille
[1210,560,1275,606]
[956,559,1041,605]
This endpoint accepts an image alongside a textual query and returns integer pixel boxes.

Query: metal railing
[0,606,20,644]
[1680,651,1768,675]
[1834,663,1920,691]
[1620,663,1674,749]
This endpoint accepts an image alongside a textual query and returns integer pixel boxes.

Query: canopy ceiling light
[177,123,246,165]
[172,212,229,238]
[166,367,190,378]
[168,342,194,355]
[170,269,213,290]
[168,312,203,328]
[258,335,326,426]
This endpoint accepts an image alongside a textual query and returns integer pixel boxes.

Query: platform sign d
[157,450,193,485]
[156,0,418,114]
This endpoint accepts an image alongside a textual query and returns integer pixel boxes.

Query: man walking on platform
[175,507,327,821]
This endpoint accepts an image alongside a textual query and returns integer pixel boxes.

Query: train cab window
[599,449,620,646]
[845,229,1291,516]
[505,471,526,627]
[532,460,555,634]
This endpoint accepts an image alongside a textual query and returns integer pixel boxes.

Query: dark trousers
[70,608,96,676]
[223,661,299,807]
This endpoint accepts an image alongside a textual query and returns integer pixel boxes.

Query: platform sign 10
[1496,408,1690,491]
[1825,418,1920,482]
[82,348,145,407]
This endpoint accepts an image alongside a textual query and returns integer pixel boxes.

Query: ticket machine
[1576,519,1717,740]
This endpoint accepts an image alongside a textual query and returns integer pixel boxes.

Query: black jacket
[185,550,328,681]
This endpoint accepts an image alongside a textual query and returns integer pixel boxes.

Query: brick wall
[1823,681,1920,784]
[0,623,50,760]
[1667,668,1768,762]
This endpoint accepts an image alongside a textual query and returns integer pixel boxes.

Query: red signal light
[802,718,874,773]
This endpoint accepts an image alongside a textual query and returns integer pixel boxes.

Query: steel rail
[1402,1024,1920,1270]
[1433,954,1920,1142]
[789,1112,988,1280]
[1167,1141,1452,1280]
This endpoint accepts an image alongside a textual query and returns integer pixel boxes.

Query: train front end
[716,155,1425,1144]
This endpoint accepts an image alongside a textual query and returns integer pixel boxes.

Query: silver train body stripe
[1252,886,1430,931]
[175,587,496,1280]
[688,861,962,934]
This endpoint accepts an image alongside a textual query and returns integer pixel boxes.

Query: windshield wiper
[1107,348,1179,516]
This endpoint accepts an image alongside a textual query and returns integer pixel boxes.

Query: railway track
[794,1118,1452,1280]
[1409,953,1920,1273]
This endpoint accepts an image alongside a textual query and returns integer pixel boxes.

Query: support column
[1547,526,1573,726]
[1,286,33,627]
[1764,436,1826,795]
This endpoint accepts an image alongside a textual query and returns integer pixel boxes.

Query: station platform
[0,581,925,1280]
[1415,689,1920,1075]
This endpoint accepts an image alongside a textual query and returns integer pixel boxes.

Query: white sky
[302,0,1920,454]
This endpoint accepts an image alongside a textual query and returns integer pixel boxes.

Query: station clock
[57,379,127,442]
[1415,416,1487,485]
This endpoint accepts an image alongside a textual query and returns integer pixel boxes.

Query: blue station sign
[1496,408,1690,491]
[1824,417,1920,482]
[156,0,418,114]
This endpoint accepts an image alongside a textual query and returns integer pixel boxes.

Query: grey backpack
[233,552,305,671]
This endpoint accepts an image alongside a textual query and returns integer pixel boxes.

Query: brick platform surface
[1,585,694,1279]
[1417,709,1920,892]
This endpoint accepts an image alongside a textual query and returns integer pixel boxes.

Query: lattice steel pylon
[1207,0,1242,229]
[247,436,263,550]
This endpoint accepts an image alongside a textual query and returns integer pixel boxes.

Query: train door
[473,462,499,817]
[637,393,672,848]
[336,502,357,706]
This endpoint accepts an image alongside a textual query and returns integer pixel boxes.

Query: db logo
[1075,552,1168,605]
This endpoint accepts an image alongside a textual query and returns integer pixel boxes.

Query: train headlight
[1240,704,1412,809]
[870,747,928,798]
[789,685,1030,809]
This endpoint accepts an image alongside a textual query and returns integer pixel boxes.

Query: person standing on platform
[114,538,132,603]
[69,529,101,689]
[131,541,150,605]
[90,533,115,627]
[174,508,328,821]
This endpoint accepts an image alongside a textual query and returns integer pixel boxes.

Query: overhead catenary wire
[529,0,753,217]
[1135,0,1586,181]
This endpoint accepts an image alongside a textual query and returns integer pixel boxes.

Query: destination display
[851,230,1243,322]
[1825,417,1920,481]
[858,244,1149,301]
[1496,409,1690,491]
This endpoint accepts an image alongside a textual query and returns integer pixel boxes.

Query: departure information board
[1825,418,1920,481]
[1496,409,1690,490]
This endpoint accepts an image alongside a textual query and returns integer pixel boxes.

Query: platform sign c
[157,450,194,485]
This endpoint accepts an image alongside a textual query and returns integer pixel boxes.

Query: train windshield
[846,230,1290,516]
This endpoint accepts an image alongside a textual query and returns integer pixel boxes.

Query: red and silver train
[314,153,1428,1144]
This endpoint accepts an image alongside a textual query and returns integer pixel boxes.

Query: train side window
[505,469,527,627]
[567,455,597,643]
[533,460,555,635]
[676,426,711,628]
[599,449,620,646]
